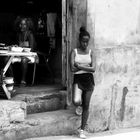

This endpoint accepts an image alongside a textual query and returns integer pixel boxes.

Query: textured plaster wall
[87,0,140,132]
[87,0,140,47]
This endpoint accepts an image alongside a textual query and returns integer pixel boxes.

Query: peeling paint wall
[87,0,140,47]
[87,0,140,132]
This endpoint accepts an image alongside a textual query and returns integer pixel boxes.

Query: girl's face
[80,35,90,50]
[20,19,27,32]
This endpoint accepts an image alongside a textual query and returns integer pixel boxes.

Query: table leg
[1,56,14,99]
[3,56,14,76]
[2,84,11,99]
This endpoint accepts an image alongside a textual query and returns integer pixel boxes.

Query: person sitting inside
[14,16,37,87]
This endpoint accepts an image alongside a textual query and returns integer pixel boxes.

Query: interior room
[0,0,62,86]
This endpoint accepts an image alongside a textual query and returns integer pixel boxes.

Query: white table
[0,50,37,99]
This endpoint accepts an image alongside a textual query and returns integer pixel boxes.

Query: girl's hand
[75,63,90,68]
[74,62,80,68]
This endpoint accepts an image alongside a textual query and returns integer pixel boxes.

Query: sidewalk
[24,128,140,140]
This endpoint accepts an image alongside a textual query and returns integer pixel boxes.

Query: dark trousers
[73,87,93,130]
[81,89,93,130]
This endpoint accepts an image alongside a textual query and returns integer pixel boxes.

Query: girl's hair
[79,26,90,40]
[14,16,35,32]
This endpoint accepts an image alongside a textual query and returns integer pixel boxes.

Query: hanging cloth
[46,13,57,37]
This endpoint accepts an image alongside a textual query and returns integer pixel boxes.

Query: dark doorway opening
[0,0,62,86]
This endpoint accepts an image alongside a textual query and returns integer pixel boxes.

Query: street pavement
[24,128,140,140]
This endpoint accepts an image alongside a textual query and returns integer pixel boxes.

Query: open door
[62,0,87,106]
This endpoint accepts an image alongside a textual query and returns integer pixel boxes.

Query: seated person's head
[15,16,34,32]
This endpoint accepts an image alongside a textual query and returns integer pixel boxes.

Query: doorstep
[11,85,67,114]
[0,109,81,140]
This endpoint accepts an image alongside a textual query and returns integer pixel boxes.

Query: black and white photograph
[0,0,140,140]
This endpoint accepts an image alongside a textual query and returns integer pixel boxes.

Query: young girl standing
[70,26,95,139]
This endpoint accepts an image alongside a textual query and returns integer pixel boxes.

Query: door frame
[62,0,87,106]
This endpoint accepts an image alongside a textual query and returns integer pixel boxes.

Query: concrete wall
[87,0,140,132]
[87,0,140,47]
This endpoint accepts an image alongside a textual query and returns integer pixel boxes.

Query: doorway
[0,0,63,86]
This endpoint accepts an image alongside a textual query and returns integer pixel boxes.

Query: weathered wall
[87,0,140,47]
[87,0,140,132]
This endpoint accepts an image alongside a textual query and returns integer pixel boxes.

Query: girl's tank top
[74,48,92,74]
